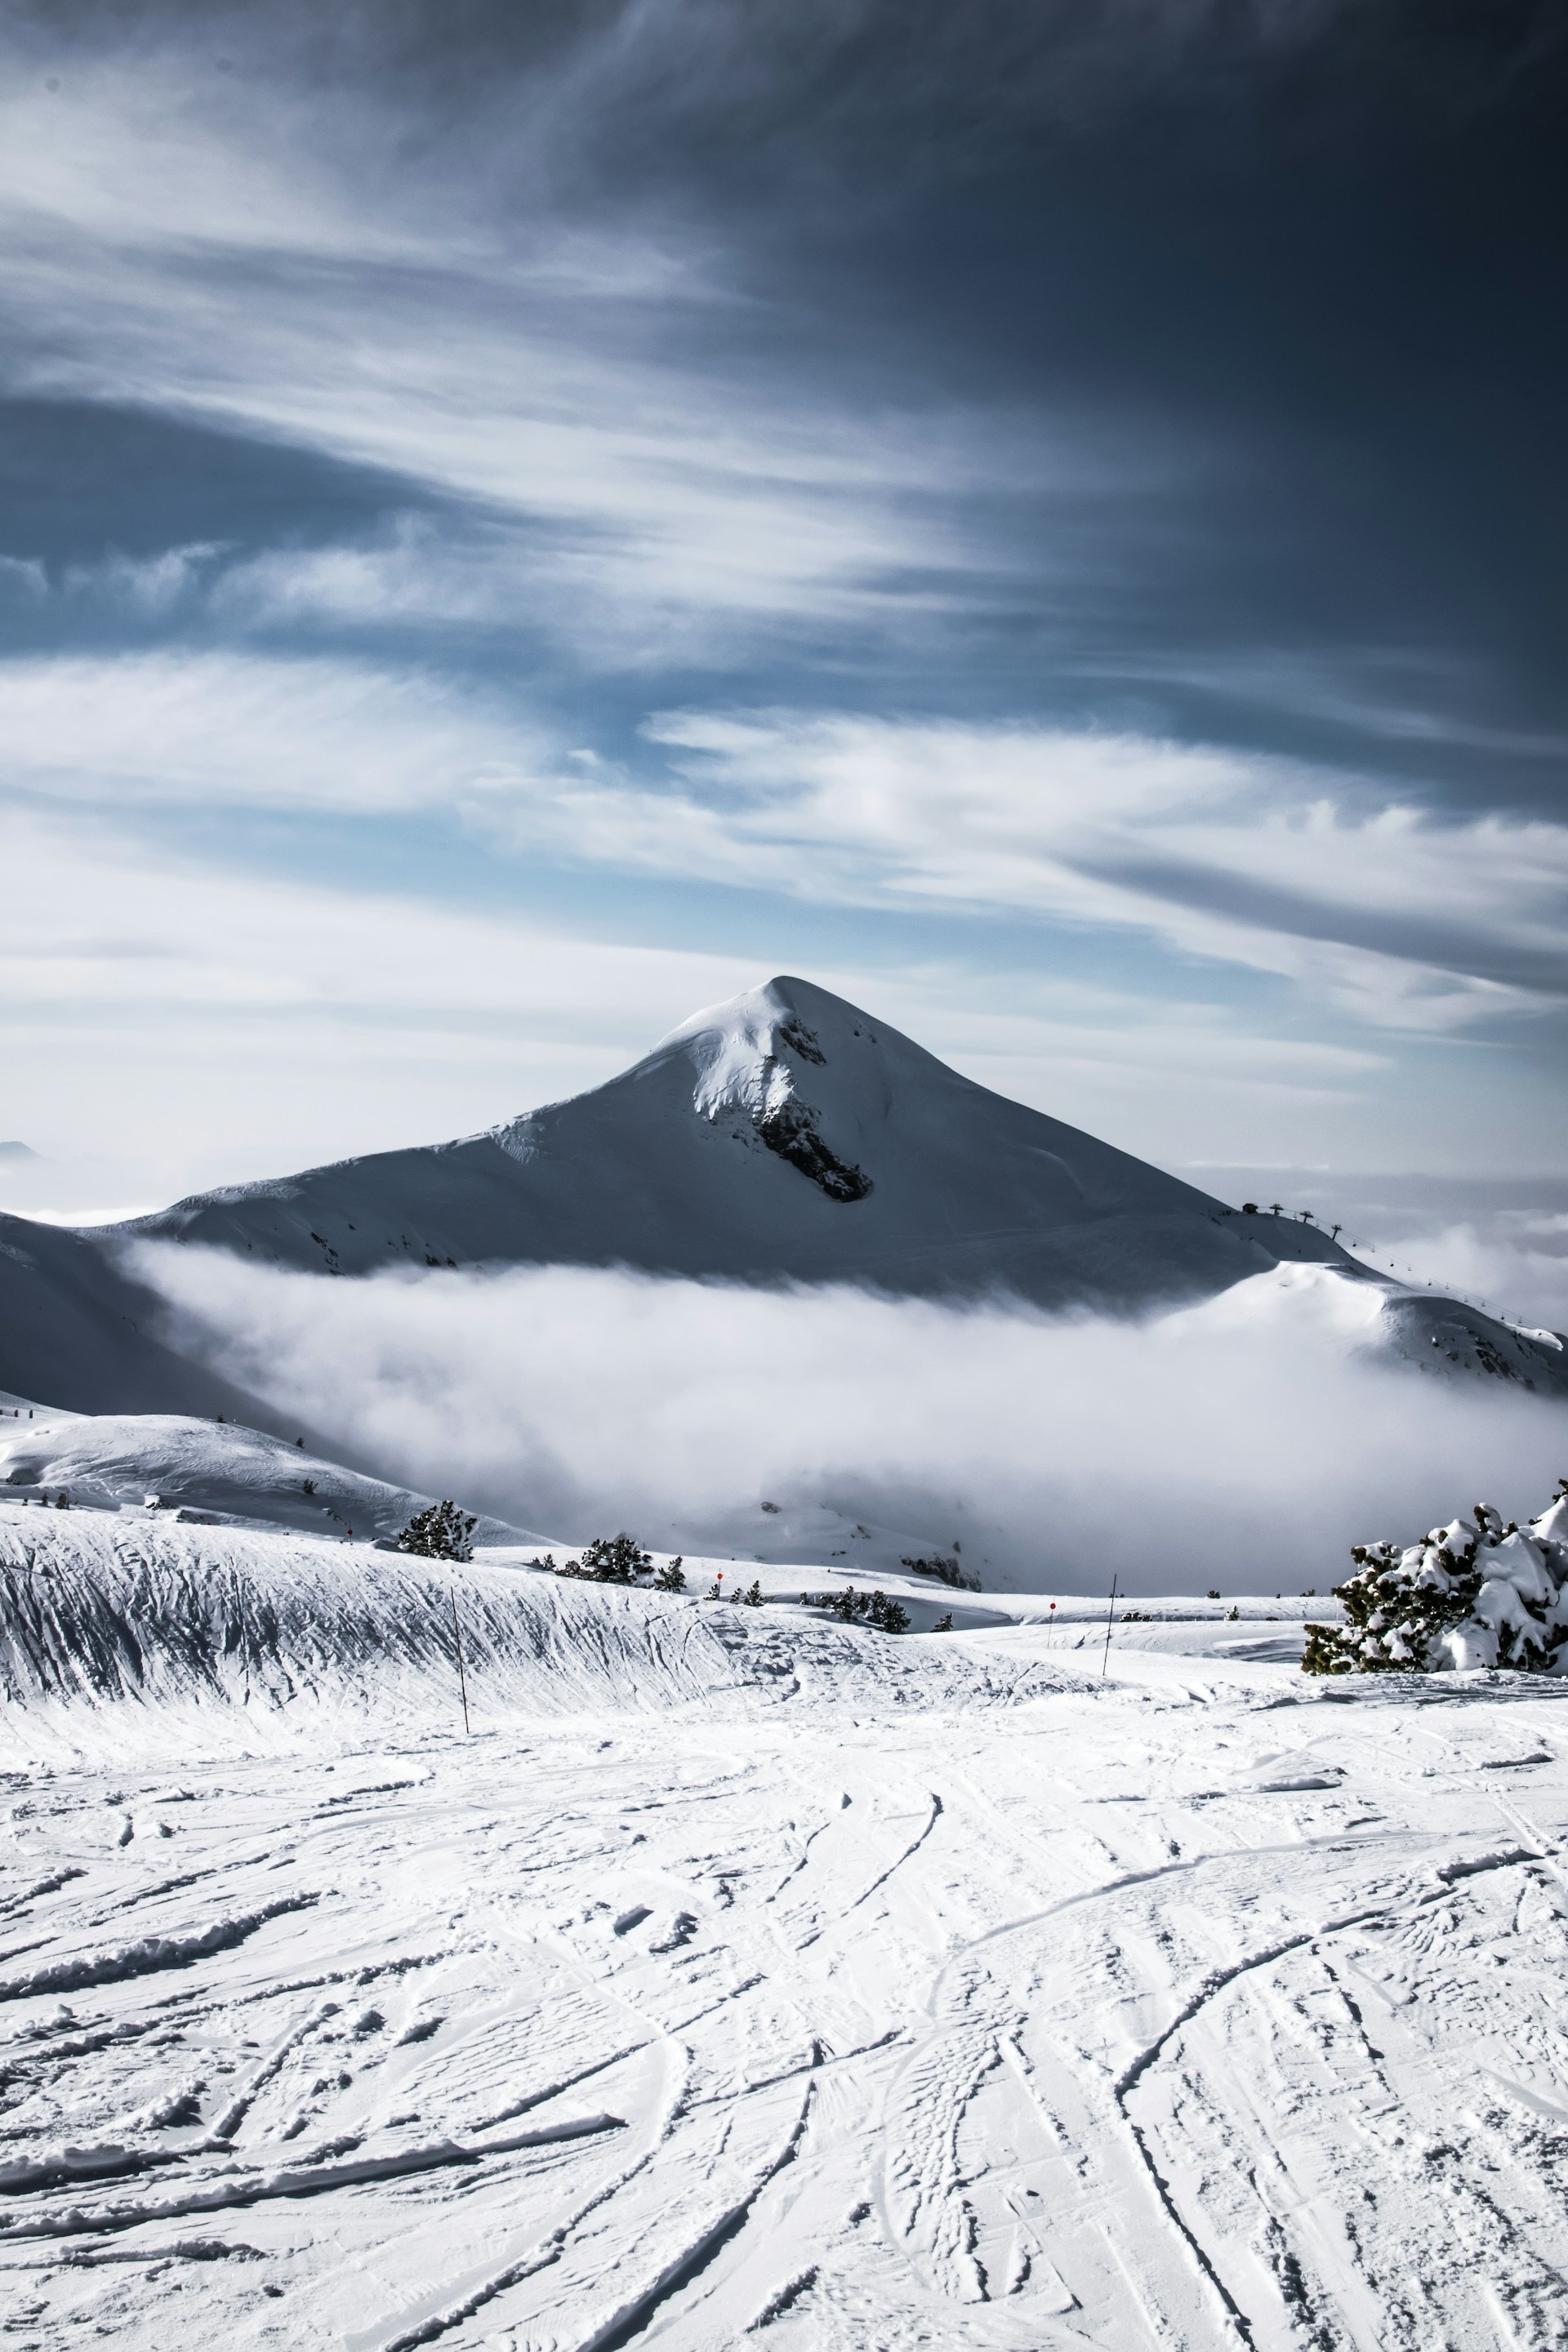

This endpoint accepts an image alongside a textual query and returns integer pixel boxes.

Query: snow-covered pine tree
[1303,1481,1568,1674]
[653,1556,686,1592]
[396,1499,477,1562]
[556,1533,653,1583]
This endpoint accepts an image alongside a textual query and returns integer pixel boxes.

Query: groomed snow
[4,1503,1568,2349]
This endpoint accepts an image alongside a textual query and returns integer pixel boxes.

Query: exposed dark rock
[755,1101,872,1202]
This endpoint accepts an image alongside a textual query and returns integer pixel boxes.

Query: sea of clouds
[132,1244,1568,1597]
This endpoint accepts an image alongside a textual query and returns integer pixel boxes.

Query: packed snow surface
[4,1504,1568,2349]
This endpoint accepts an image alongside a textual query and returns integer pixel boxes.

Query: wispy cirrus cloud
[0,650,541,812]
[0,0,1563,1196]
[0,54,1025,662]
[2,651,1563,1035]
[526,708,1568,1031]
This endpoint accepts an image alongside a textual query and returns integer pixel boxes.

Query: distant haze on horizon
[2,1,1566,1215]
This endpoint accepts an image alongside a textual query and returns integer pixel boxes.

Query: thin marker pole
[449,1583,471,1735]
[1101,1574,1119,1678]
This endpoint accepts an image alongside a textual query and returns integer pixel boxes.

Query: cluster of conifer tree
[798,1586,911,1633]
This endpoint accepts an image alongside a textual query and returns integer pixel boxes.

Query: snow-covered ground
[4,1504,1568,2349]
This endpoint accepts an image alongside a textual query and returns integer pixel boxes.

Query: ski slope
[4,1504,1568,2350]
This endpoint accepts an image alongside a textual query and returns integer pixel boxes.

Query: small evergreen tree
[583,1533,653,1581]
[933,1611,953,1633]
[654,1557,686,1592]
[797,1585,909,1633]
[1303,1485,1568,1675]
[740,1579,763,1606]
[557,1533,653,1583]
[397,1499,476,1562]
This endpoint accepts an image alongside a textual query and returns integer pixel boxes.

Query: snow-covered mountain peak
[7,973,1559,1414]
[663,976,833,1114]
[656,977,882,1202]
[657,973,875,1066]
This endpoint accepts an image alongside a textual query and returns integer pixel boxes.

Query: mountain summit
[123,975,1356,1311]
[2,979,1561,1415]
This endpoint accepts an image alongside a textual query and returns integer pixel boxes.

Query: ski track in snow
[4,1513,1568,2346]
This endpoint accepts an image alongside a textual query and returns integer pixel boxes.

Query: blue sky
[2,0,1566,1210]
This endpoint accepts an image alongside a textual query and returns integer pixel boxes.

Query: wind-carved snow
[686,999,873,1202]
[5,1499,1568,2349]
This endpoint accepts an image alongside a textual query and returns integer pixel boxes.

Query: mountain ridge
[112,975,1360,1311]
[2,976,1564,1414]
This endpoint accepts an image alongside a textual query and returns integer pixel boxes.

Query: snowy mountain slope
[0,1209,266,1420]
[114,976,1362,1312]
[0,1401,544,1548]
[1173,1258,1568,1395]
[8,978,1560,1421]
[3,1509,1568,2352]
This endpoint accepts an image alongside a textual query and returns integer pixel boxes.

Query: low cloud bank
[1373,1220,1568,1334]
[133,1247,1568,1597]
